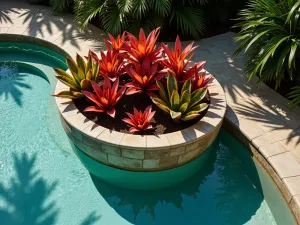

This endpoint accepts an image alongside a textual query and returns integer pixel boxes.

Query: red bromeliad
[123,28,162,64]
[122,106,156,133]
[125,58,165,95]
[192,71,214,91]
[82,77,126,118]
[161,36,206,82]
[105,33,126,51]
[88,50,125,81]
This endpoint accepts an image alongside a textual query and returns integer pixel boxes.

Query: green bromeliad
[54,52,100,99]
[152,73,208,121]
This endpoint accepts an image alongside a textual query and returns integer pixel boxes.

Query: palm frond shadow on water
[91,139,264,225]
[0,62,49,107]
[0,153,100,225]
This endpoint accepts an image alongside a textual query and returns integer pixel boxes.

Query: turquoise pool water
[0,42,296,225]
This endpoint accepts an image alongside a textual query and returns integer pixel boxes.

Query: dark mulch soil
[74,88,210,136]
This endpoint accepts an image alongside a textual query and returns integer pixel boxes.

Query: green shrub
[72,0,207,38]
[50,0,73,13]
[234,0,300,108]
[28,0,247,39]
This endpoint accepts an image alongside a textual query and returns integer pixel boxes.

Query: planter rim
[55,71,226,150]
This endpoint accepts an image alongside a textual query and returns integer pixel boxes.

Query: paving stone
[101,144,121,156]
[119,134,146,149]
[280,136,300,162]
[159,156,179,168]
[164,131,191,146]
[238,118,266,140]
[108,155,142,169]
[7,26,28,34]
[121,149,144,159]
[97,129,124,146]
[185,141,200,153]
[143,159,159,169]
[252,127,297,148]
[291,195,300,224]
[269,152,300,178]
[259,142,288,158]
[144,149,170,159]
[170,146,186,156]
[178,148,203,165]
[0,27,9,33]
[282,176,300,203]
[146,135,170,150]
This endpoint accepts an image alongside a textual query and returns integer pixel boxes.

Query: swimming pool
[0,42,296,225]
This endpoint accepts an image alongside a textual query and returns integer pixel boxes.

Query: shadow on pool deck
[0,153,101,225]
[0,2,106,53]
[0,7,18,24]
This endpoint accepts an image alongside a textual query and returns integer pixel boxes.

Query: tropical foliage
[122,106,156,133]
[53,53,100,99]
[105,33,126,51]
[54,28,211,132]
[152,73,208,121]
[36,0,208,38]
[82,77,126,118]
[125,58,165,95]
[73,0,206,38]
[122,28,162,64]
[30,0,248,39]
[162,36,206,82]
[234,0,300,108]
[192,71,214,91]
[88,49,125,81]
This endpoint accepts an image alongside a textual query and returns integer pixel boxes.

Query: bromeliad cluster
[54,28,213,133]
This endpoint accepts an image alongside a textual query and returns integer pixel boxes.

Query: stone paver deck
[1,0,300,223]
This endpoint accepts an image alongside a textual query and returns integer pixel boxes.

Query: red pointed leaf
[84,106,104,113]
[129,127,139,133]
[82,91,102,108]
[107,108,116,118]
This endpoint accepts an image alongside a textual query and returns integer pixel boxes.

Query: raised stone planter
[55,73,226,173]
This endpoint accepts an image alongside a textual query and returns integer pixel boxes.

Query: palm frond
[116,0,132,14]
[74,0,106,28]
[289,85,300,108]
[234,0,300,106]
[50,0,73,13]
[131,0,149,19]
[127,11,164,35]
[184,0,209,5]
[170,6,205,38]
[149,0,171,17]
[100,5,128,35]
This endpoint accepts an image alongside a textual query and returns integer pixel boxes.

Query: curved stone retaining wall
[56,75,226,171]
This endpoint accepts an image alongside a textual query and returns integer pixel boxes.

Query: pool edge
[222,117,300,224]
